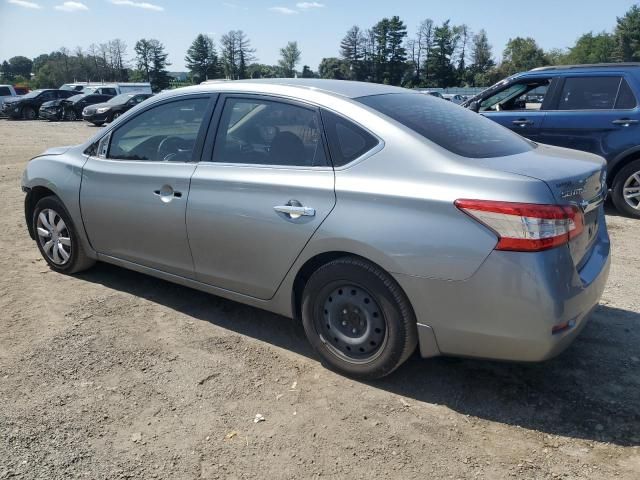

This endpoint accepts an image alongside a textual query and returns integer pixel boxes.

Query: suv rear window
[357,93,533,158]
[321,110,379,167]
[615,79,637,109]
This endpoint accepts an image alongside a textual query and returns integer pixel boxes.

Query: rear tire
[611,159,640,219]
[92,122,104,127]
[67,109,78,121]
[301,256,418,379]
[32,196,95,274]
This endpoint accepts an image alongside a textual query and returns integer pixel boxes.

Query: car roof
[531,62,640,72]
[194,79,408,99]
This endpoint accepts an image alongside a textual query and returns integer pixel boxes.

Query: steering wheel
[157,136,189,161]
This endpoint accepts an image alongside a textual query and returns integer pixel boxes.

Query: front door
[80,95,213,278]
[478,76,556,142]
[187,95,336,299]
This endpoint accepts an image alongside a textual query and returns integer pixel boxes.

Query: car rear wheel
[92,122,104,127]
[111,112,121,121]
[33,196,95,274]
[301,256,417,379]
[612,159,640,219]
[22,106,36,120]
[67,109,78,121]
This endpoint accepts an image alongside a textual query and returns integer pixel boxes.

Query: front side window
[557,76,620,110]
[0,87,10,96]
[108,97,210,162]
[480,79,551,112]
[358,93,533,159]
[212,97,328,167]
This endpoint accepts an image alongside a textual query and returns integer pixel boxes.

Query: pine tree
[185,34,219,82]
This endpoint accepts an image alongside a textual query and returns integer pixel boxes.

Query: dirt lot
[0,120,639,480]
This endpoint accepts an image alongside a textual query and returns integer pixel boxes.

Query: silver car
[22,79,611,378]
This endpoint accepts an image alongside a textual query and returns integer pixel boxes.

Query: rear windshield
[357,93,533,158]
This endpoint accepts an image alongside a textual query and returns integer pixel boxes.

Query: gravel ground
[0,120,639,480]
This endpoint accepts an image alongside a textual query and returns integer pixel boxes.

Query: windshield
[23,89,44,99]
[357,93,534,159]
[108,94,135,105]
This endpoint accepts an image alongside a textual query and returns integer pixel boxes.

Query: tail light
[455,199,584,252]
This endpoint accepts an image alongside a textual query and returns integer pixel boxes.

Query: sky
[0,0,638,73]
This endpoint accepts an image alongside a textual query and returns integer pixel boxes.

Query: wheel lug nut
[352,328,357,334]
[342,321,347,326]
[342,309,347,314]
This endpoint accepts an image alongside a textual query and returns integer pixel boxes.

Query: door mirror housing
[468,101,481,113]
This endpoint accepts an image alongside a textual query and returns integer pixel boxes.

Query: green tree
[426,20,460,87]
[468,29,495,85]
[247,63,278,78]
[615,5,640,61]
[301,65,315,78]
[371,16,407,85]
[278,41,301,78]
[8,56,32,79]
[220,30,256,79]
[135,38,170,91]
[502,37,547,75]
[185,34,219,82]
[566,32,616,64]
[340,25,367,80]
[318,57,350,79]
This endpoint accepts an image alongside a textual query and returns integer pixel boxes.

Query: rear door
[187,94,336,299]
[478,76,557,141]
[538,74,640,159]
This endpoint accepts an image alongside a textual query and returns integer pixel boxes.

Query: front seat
[270,131,306,166]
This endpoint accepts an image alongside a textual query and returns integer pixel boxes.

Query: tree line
[2,5,640,91]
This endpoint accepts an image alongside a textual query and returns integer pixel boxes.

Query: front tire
[22,106,36,120]
[611,159,640,219]
[301,257,418,379]
[32,196,95,274]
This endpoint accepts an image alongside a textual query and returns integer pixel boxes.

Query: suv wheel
[22,106,36,120]
[612,159,640,218]
[301,256,418,379]
[33,196,95,274]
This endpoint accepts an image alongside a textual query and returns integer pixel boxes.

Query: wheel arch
[290,251,415,324]
[24,185,58,239]
[608,147,640,186]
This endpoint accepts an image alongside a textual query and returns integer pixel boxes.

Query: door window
[108,97,210,162]
[480,79,551,112]
[615,79,637,109]
[557,77,620,110]
[212,97,328,167]
[0,87,10,96]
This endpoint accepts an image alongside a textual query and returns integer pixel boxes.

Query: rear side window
[557,77,620,110]
[321,110,379,167]
[0,87,10,96]
[615,79,637,109]
[358,93,533,159]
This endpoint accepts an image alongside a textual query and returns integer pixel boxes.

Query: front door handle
[612,118,639,127]
[274,200,315,219]
[512,119,534,127]
[154,185,182,203]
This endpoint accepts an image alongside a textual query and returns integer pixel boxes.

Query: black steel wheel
[302,256,417,379]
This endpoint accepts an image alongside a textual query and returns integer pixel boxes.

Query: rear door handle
[512,119,534,127]
[154,185,182,203]
[612,118,639,126]
[274,202,315,219]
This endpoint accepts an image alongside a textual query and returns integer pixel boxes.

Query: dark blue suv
[463,63,640,218]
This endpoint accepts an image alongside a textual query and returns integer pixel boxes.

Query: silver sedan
[22,79,611,378]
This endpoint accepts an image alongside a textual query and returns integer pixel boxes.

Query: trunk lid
[476,144,607,268]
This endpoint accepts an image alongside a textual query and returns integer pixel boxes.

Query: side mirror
[469,101,481,113]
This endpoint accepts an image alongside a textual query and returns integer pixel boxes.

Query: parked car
[0,84,20,113]
[38,99,65,121]
[442,93,466,104]
[61,93,115,121]
[3,89,75,120]
[416,89,444,99]
[462,63,640,218]
[82,92,152,126]
[60,82,152,95]
[22,79,610,379]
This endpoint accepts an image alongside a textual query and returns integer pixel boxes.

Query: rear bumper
[395,210,611,362]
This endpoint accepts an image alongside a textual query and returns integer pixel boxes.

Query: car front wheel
[301,256,418,379]
[612,159,640,219]
[33,196,95,274]
[22,106,36,120]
